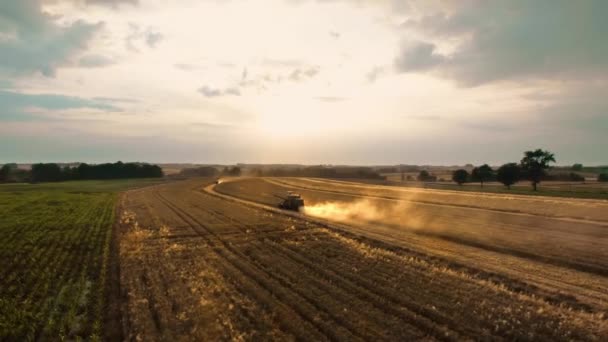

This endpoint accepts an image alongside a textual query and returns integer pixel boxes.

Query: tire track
[268,178,608,226]
[153,189,353,341]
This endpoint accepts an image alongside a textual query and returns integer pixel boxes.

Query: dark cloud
[0,90,120,121]
[125,23,163,51]
[394,41,445,72]
[366,66,386,83]
[78,54,115,67]
[0,1,103,76]
[397,0,608,86]
[229,63,322,94]
[288,66,320,81]
[145,31,163,48]
[198,86,241,98]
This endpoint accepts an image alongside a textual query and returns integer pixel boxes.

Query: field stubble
[118,178,608,340]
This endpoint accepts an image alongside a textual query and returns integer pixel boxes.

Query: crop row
[0,188,117,340]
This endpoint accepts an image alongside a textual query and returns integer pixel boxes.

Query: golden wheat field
[112,177,608,340]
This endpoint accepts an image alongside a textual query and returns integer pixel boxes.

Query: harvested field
[117,177,608,340]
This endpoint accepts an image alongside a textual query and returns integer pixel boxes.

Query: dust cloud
[301,200,385,221]
[301,197,442,232]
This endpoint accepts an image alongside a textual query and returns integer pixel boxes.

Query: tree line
[251,166,384,179]
[443,149,607,191]
[176,165,384,180]
[177,166,242,177]
[0,161,163,183]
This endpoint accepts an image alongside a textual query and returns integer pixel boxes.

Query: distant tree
[417,170,436,182]
[401,171,405,182]
[599,173,608,182]
[471,164,494,188]
[0,165,9,182]
[27,161,163,183]
[496,163,521,189]
[31,163,63,183]
[232,166,242,176]
[521,149,556,191]
[179,166,218,177]
[223,166,241,176]
[569,172,585,182]
[0,163,19,182]
[452,169,469,186]
[417,170,429,181]
[572,163,583,171]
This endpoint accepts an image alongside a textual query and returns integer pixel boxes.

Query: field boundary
[267,178,608,226]
[104,193,125,342]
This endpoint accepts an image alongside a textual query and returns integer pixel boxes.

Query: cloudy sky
[1,0,606,165]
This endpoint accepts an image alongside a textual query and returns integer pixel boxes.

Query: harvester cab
[277,192,305,211]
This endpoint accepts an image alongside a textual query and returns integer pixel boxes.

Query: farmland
[3,176,607,340]
[0,179,163,340]
[115,177,608,340]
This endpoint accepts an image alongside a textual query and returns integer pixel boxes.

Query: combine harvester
[276,191,305,211]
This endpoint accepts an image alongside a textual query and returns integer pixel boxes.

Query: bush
[417,170,437,182]
[497,163,521,189]
[471,164,494,187]
[599,173,608,182]
[179,166,218,177]
[545,172,585,182]
[452,169,469,185]
[569,172,585,182]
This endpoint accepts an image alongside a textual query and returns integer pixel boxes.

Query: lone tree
[417,170,436,182]
[496,163,521,189]
[521,149,556,191]
[452,169,469,186]
[471,164,494,188]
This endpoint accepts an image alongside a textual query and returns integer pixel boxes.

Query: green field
[0,179,162,340]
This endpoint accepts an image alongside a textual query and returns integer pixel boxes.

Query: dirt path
[116,178,607,340]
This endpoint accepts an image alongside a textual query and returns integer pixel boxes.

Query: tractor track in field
[213,179,608,277]
[152,189,344,341]
[116,179,608,341]
[266,178,608,226]
[211,178,608,313]
[152,187,471,341]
